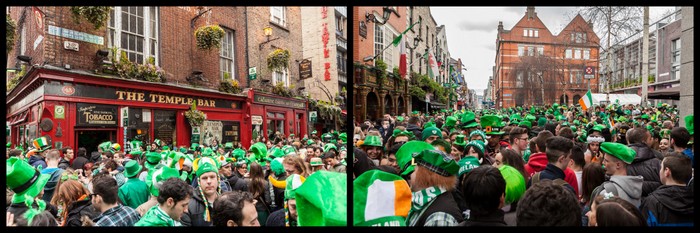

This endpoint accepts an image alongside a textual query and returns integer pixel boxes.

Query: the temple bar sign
[116,91,216,107]
[254,94,305,109]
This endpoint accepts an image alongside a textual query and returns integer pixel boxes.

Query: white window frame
[534,30,538,37]
[270,7,286,27]
[272,69,289,87]
[219,27,235,81]
[529,30,533,37]
[518,46,524,56]
[574,49,581,59]
[672,39,681,65]
[523,29,528,37]
[108,6,159,65]
[382,24,398,70]
[527,46,534,56]
[583,49,590,60]
[537,47,544,56]
[565,49,572,59]
[374,22,384,65]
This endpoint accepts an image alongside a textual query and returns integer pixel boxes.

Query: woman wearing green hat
[406,150,461,226]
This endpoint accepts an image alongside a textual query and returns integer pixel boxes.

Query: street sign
[309,111,317,118]
[248,67,257,80]
[585,66,595,79]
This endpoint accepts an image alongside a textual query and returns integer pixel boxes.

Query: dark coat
[627,143,663,197]
[180,189,214,226]
[528,164,576,195]
[58,158,71,170]
[640,185,694,226]
[406,124,423,141]
[227,173,248,192]
[28,155,47,170]
[7,201,58,221]
[459,209,507,226]
[65,199,99,227]
[266,208,286,226]
[71,157,88,170]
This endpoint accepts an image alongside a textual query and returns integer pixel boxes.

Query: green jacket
[135,205,180,227]
[119,178,150,209]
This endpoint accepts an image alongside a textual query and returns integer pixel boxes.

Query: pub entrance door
[76,129,116,158]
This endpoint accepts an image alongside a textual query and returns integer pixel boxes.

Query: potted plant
[267,49,290,72]
[7,15,16,55]
[195,25,225,50]
[219,72,243,94]
[137,57,165,82]
[185,102,206,127]
[70,6,111,30]
[374,59,388,81]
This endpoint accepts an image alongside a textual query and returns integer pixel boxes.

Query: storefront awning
[8,111,28,126]
[648,86,680,100]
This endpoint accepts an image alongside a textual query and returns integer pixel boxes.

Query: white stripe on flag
[365,180,397,221]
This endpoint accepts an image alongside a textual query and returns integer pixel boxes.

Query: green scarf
[135,205,181,227]
[407,186,446,221]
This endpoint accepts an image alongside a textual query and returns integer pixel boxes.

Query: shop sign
[359,21,367,39]
[249,67,257,80]
[222,121,241,145]
[299,59,312,79]
[201,120,223,147]
[45,81,243,110]
[254,94,305,109]
[54,105,65,119]
[48,25,104,45]
[251,115,263,125]
[76,104,117,127]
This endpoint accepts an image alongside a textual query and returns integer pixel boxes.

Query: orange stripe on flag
[393,180,411,217]
[579,98,587,111]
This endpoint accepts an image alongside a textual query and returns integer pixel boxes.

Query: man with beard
[361,135,384,166]
[481,115,505,163]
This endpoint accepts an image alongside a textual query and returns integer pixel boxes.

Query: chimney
[527,6,535,19]
[498,21,503,33]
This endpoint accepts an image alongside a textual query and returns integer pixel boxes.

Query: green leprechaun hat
[285,174,306,200]
[412,149,460,177]
[144,151,163,170]
[295,170,347,226]
[310,157,324,167]
[201,147,214,157]
[444,116,457,129]
[249,142,268,163]
[453,135,467,147]
[460,111,479,129]
[395,141,434,176]
[481,115,504,135]
[153,139,163,147]
[338,133,347,144]
[322,133,334,143]
[283,145,297,156]
[684,115,694,136]
[269,147,285,158]
[362,135,383,148]
[32,136,52,152]
[123,160,143,178]
[7,157,51,204]
[600,142,636,164]
[98,141,112,152]
[353,170,411,226]
[224,142,234,149]
[145,166,185,197]
[323,143,337,153]
[232,148,246,160]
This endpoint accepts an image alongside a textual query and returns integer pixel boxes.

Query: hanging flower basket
[266,49,290,72]
[195,25,225,50]
[7,15,16,55]
[70,6,111,30]
[185,103,206,127]
[219,75,243,94]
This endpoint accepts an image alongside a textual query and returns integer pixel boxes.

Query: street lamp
[365,7,396,25]
[259,25,280,50]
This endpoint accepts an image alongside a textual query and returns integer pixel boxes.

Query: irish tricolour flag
[579,90,593,111]
[353,170,411,226]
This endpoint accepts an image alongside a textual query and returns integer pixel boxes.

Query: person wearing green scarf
[135,178,193,226]
[406,149,461,226]
[181,157,223,226]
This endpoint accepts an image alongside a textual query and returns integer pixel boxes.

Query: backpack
[531,171,569,188]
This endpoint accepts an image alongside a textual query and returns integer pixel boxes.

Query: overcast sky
[430,6,677,95]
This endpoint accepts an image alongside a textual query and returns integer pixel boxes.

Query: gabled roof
[557,14,600,42]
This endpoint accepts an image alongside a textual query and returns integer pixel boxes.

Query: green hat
[457,156,480,177]
[179,147,187,154]
[144,152,163,170]
[322,133,334,143]
[190,143,200,151]
[465,140,485,157]
[444,116,457,129]
[31,136,52,152]
[518,120,532,129]
[412,111,419,115]
[307,139,315,146]
[6,142,11,148]
[270,158,285,176]
[195,156,219,177]
[146,166,184,197]
[659,129,671,139]
[269,147,285,158]
[460,111,479,129]
[295,170,347,226]
[289,134,295,138]
[641,114,650,120]
[453,135,467,147]
[249,142,267,162]
[525,114,536,122]
[353,170,411,226]
[510,114,522,121]
[98,141,112,152]
[201,147,214,157]
[423,121,436,129]
[311,130,318,136]
[592,124,606,133]
[285,174,306,200]
[338,133,347,143]
[224,142,234,149]
[412,149,459,176]
[684,115,694,136]
[499,165,526,204]
[6,157,50,204]
[395,141,434,176]
[362,135,383,147]
[169,152,194,171]
[421,126,443,141]
[283,145,297,156]
[537,117,547,127]
[396,116,405,122]
[600,142,636,164]
[573,119,581,126]
[309,157,324,166]
[468,130,487,143]
[161,145,170,151]
[323,143,338,153]
[123,160,143,178]
[480,115,504,135]
[153,139,163,147]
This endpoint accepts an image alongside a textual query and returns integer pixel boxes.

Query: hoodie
[58,158,71,170]
[627,143,663,197]
[640,185,694,226]
[406,124,422,141]
[41,168,66,203]
[524,152,548,178]
[596,175,643,208]
[28,155,47,170]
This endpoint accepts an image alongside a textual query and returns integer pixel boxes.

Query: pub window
[537,47,544,56]
[153,110,176,148]
[518,46,524,56]
[272,69,288,87]
[574,49,581,59]
[127,108,152,147]
[108,7,159,65]
[270,7,286,27]
[583,49,590,60]
[374,22,384,63]
[267,112,285,141]
[220,27,235,81]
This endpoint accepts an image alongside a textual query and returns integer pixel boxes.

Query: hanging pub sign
[76,104,118,127]
[299,59,312,79]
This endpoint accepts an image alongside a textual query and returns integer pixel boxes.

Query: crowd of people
[6,130,347,227]
[353,102,694,226]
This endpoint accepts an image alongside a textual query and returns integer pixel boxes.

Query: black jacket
[58,158,71,170]
[459,209,507,226]
[227,173,248,192]
[640,185,694,226]
[528,164,576,195]
[7,201,59,221]
[71,157,88,170]
[180,189,214,226]
[65,199,99,227]
[627,143,663,197]
[406,124,422,141]
[266,208,286,226]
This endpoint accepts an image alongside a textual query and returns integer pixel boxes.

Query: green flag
[392,20,421,47]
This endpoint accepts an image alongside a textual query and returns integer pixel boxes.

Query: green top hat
[146,166,184,197]
[499,165,526,204]
[153,139,163,147]
[444,116,457,129]
[525,114,536,122]
[311,130,318,136]
[591,124,606,133]
[190,143,200,151]
[32,137,52,152]
[457,156,480,177]
[362,135,383,147]
[289,134,295,138]
[224,142,234,149]
[480,115,504,135]
[249,142,268,162]
[161,145,170,152]
[323,143,338,153]
[201,147,214,157]
[641,114,650,120]
[270,158,285,176]
[307,139,315,146]
[421,126,442,141]
[412,149,460,177]
[269,147,285,158]
[309,157,324,166]
[232,148,246,159]
[338,133,347,143]
[283,145,297,156]
[396,116,405,122]
[453,135,467,147]
[98,141,112,152]
[684,115,694,136]
[460,111,479,129]
[123,160,143,178]
[7,157,50,204]
[6,142,11,148]
[322,133,334,142]
[573,119,580,126]
[395,141,434,176]
[600,142,636,164]
[510,114,522,121]
[144,152,163,170]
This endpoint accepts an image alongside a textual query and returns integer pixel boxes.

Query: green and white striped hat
[353,170,411,226]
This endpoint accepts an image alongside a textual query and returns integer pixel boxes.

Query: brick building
[493,7,600,109]
[6,6,308,154]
